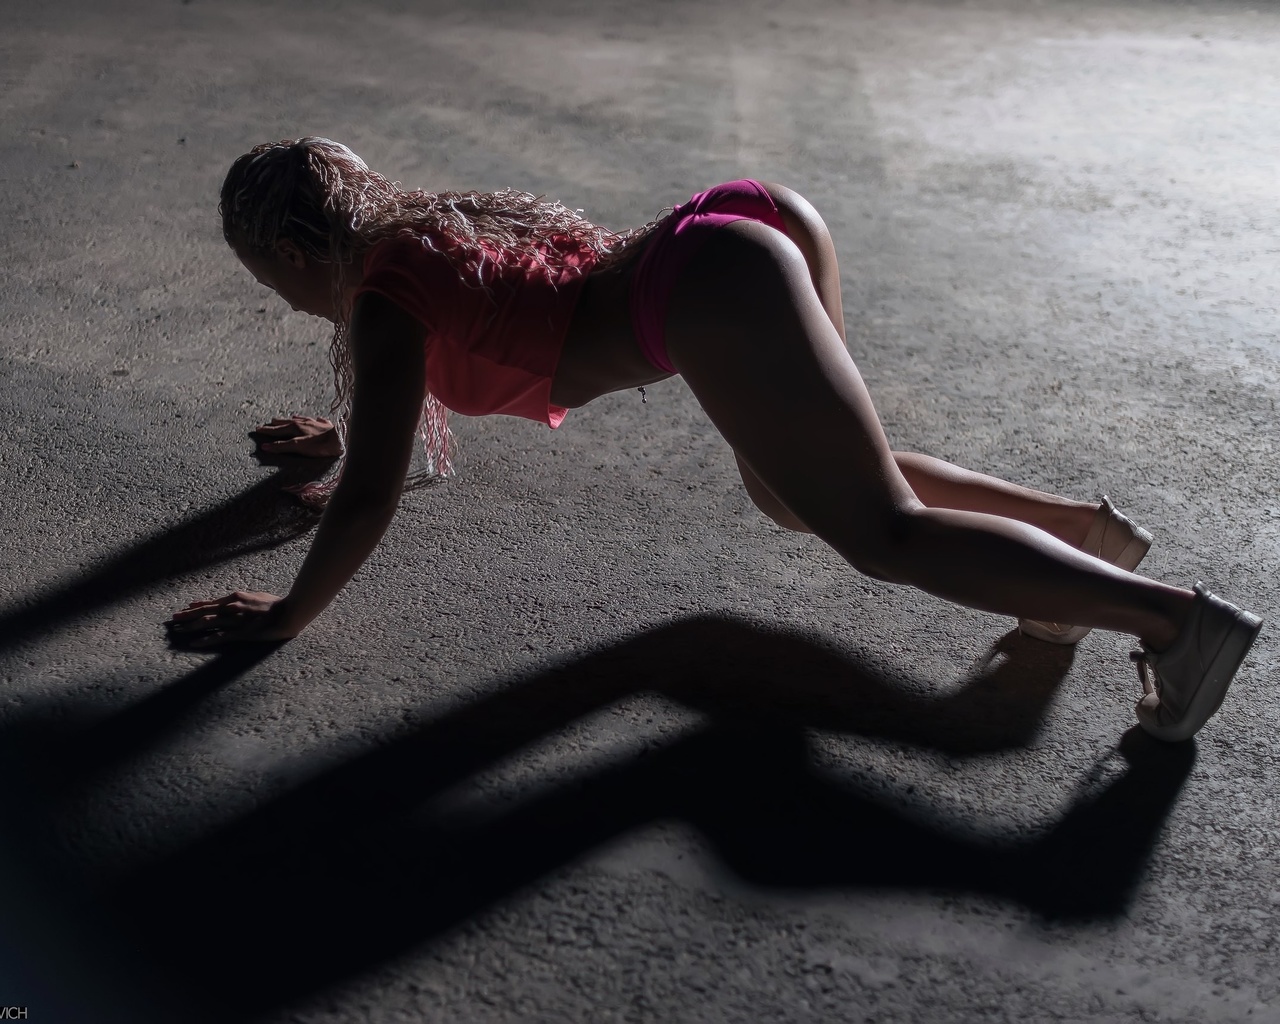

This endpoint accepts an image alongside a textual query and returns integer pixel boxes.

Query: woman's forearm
[277,487,401,633]
[173,289,427,646]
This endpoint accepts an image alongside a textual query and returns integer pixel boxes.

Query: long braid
[219,137,664,506]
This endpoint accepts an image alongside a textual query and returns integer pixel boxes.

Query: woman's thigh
[664,221,918,554]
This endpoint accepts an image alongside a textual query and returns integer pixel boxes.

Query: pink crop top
[351,234,593,426]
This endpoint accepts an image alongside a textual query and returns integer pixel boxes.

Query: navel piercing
[638,387,647,404]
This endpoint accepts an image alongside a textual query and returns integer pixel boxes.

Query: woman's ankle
[1139,588,1195,653]
[1050,501,1101,549]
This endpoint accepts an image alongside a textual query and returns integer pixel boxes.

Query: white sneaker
[1020,495,1153,645]
[1133,582,1263,742]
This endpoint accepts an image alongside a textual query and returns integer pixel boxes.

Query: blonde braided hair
[219,137,663,505]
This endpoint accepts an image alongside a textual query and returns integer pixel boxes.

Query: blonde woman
[170,137,1262,742]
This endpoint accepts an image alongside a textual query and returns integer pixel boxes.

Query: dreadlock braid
[219,136,664,506]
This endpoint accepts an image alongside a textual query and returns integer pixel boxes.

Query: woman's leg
[759,181,1102,549]
[665,222,1191,651]
[739,450,1100,549]
[891,453,1100,547]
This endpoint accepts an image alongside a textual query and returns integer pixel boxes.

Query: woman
[169,137,1262,742]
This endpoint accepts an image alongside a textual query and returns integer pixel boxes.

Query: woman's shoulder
[362,231,451,273]
[350,234,462,330]
[358,232,485,299]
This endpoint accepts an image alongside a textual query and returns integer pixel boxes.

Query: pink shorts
[630,179,789,373]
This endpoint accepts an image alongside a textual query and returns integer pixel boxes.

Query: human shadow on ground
[0,475,317,654]
[42,615,1191,1022]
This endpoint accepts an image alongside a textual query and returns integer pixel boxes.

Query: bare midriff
[550,259,675,409]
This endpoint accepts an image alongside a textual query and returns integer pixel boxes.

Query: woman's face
[236,239,337,321]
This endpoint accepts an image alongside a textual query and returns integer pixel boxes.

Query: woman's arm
[169,293,428,646]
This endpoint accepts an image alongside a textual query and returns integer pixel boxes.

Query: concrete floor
[2,0,1278,1020]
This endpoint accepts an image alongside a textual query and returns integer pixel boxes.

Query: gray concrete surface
[2,0,1278,1020]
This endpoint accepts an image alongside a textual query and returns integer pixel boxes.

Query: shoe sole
[1020,531,1153,645]
[1137,609,1264,742]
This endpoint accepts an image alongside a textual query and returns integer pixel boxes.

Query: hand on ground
[167,591,298,648]
[253,415,342,457]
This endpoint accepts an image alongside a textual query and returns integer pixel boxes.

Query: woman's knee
[824,503,929,584]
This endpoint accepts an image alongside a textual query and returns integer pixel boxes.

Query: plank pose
[170,137,1262,742]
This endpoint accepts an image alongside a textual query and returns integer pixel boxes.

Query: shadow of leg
[1014,726,1197,920]
[655,619,1073,753]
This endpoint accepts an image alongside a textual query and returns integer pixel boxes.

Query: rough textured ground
[2,0,1278,1021]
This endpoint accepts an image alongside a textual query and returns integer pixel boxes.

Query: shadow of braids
[219,136,664,506]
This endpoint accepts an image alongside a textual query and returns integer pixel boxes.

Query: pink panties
[629,179,788,374]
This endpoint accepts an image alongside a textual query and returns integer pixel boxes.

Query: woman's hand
[167,591,299,649]
[253,415,342,457]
